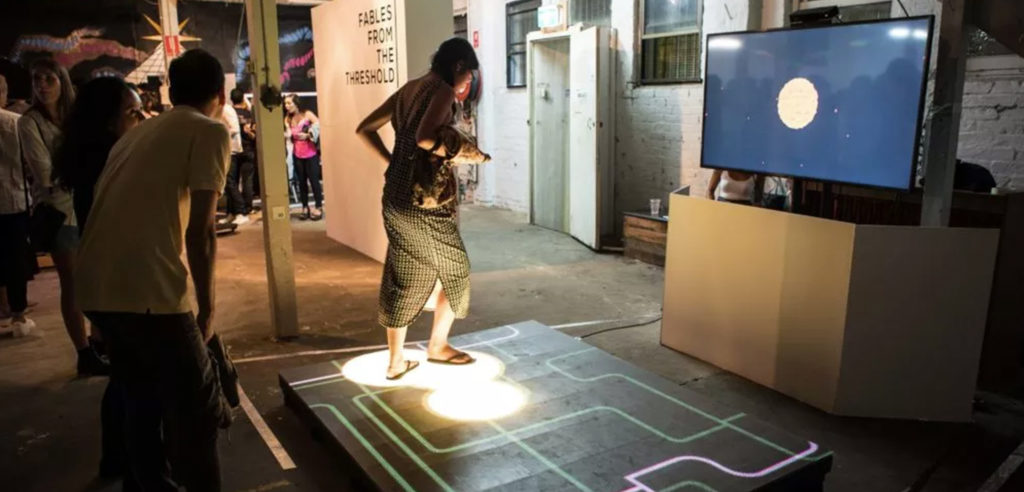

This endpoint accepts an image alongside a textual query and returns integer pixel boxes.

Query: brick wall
[958,57,1024,190]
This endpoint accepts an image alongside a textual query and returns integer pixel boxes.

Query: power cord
[896,0,910,17]
[578,316,663,339]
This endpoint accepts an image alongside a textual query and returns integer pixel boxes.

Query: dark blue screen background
[702,18,932,190]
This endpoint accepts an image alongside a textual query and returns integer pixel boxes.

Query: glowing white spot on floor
[426,381,527,421]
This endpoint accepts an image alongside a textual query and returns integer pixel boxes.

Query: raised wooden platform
[280,321,832,491]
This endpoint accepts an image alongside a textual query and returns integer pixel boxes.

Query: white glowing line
[415,325,519,351]
[238,385,297,470]
[912,29,928,40]
[550,319,619,329]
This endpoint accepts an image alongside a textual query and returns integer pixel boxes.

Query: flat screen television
[701,17,934,190]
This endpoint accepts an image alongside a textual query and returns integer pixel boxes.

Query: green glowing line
[662,480,719,492]
[487,420,593,492]
[485,340,519,362]
[354,388,743,454]
[546,348,825,461]
[354,383,455,492]
[308,403,415,492]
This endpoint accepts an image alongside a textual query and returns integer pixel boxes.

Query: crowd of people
[0,34,480,489]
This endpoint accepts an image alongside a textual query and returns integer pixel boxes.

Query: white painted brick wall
[468,0,532,212]
[469,0,748,220]
[958,61,1024,190]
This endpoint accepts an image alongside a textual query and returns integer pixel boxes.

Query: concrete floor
[1,205,1020,492]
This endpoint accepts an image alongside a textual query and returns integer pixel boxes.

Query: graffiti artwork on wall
[10,27,147,69]
[235,26,315,90]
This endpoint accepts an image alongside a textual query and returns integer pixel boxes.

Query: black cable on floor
[578,316,663,339]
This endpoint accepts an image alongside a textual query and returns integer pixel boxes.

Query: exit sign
[537,5,561,29]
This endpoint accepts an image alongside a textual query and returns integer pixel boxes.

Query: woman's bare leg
[427,288,466,361]
[52,249,88,350]
[386,327,409,378]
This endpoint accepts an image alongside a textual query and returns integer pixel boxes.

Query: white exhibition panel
[313,0,452,263]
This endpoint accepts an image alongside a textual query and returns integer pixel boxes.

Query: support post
[157,0,182,73]
[921,0,968,227]
[245,0,300,339]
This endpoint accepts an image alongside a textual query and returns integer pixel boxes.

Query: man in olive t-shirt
[77,49,231,491]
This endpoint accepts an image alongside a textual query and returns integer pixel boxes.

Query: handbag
[411,140,458,209]
[206,333,240,409]
[20,116,66,252]
[28,202,66,252]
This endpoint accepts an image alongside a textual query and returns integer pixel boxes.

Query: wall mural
[235,26,316,89]
[0,0,315,99]
[9,28,148,68]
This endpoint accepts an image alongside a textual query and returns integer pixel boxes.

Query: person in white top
[707,169,762,205]
[0,76,34,337]
[18,58,111,375]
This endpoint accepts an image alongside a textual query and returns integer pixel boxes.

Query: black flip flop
[385,360,420,381]
[427,352,476,365]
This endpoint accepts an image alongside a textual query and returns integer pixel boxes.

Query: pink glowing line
[620,441,819,492]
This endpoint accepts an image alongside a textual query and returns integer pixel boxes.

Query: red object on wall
[164,35,181,58]
[472,30,479,48]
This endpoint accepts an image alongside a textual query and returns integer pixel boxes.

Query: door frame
[527,26,582,233]
[527,25,614,250]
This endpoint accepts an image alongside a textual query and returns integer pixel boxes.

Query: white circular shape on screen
[340,349,504,389]
[777,77,819,130]
[426,381,527,421]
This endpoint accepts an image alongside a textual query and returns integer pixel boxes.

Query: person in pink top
[283,94,322,220]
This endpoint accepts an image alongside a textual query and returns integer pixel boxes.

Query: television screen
[701,17,933,190]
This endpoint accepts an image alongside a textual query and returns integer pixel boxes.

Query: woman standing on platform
[284,94,323,220]
[19,58,107,376]
[356,38,480,380]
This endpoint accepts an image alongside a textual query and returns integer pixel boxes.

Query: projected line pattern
[297,328,830,492]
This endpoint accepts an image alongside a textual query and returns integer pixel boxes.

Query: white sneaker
[232,214,250,225]
[11,318,35,337]
[218,214,235,225]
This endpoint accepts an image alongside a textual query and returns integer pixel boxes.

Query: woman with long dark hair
[356,37,483,380]
[52,75,143,478]
[53,76,143,231]
[18,58,108,375]
[283,94,322,220]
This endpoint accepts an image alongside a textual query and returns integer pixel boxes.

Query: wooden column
[245,0,300,339]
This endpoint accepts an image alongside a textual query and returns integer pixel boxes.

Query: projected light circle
[777,77,819,130]
[426,381,527,421]
[341,349,504,389]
